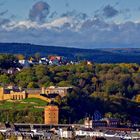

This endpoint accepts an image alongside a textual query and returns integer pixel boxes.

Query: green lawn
[23,98,48,106]
[0,98,48,110]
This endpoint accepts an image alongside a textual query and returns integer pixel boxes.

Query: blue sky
[0,0,140,48]
[3,0,140,21]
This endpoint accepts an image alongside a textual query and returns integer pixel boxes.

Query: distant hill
[0,43,140,63]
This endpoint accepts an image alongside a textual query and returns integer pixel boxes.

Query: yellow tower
[0,87,4,100]
[44,104,59,125]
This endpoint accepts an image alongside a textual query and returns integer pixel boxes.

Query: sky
[0,0,140,48]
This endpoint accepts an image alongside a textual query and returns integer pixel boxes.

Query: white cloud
[0,16,140,48]
[2,20,38,30]
[40,17,73,29]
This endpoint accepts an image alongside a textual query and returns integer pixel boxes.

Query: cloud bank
[0,16,139,48]
[0,2,139,48]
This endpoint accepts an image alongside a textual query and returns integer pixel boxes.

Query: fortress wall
[28,93,50,102]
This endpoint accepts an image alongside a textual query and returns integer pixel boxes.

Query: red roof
[49,56,61,61]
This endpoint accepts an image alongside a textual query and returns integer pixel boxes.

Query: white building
[19,60,30,67]
[84,117,93,128]
[75,128,104,137]
[59,127,73,139]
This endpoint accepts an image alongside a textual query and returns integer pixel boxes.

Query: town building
[19,59,30,67]
[93,120,107,128]
[59,126,73,139]
[84,117,93,128]
[75,128,104,137]
[103,118,120,127]
[84,117,120,128]
[49,56,62,62]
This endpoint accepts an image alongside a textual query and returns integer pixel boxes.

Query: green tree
[16,54,25,60]
[57,81,71,87]
[105,80,121,95]
[34,65,48,79]
[34,52,41,61]
[0,54,17,69]
[15,68,36,87]
[27,82,39,88]
[0,74,10,85]
[105,112,113,118]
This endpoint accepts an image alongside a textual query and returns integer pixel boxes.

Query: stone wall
[28,93,50,102]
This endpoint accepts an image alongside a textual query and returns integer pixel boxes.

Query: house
[28,57,39,65]
[49,56,62,62]
[48,56,63,65]
[59,127,73,139]
[18,59,26,65]
[7,68,20,75]
[19,59,30,67]
[39,58,49,65]
[84,117,93,128]
[40,57,49,61]
[49,59,60,65]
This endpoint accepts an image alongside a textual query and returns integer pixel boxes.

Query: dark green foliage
[0,54,17,69]
[9,63,140,123]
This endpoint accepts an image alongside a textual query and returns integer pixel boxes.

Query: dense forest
[0,54,140,124]
[0,43,140,63]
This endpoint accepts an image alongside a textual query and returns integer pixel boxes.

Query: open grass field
[0,98,49,123]
[0,98,48,111]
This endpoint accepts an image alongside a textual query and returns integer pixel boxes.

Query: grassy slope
[0,98,48,111]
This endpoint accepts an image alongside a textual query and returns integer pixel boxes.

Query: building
[0,86,51,102]
[39,58,49,65]
[93,120,107,128]
[136,94,140,102]
[49,56,62,62]
[102,118,120,127]
[44,104,59,125]
[75,128,104,137]
[84,117,93,128]
[0,87,27,100]
[0,86,71,102]
[19,59,30,67]
[84,117,120,128]
[42,86,72,98]
[59,127,73,139]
